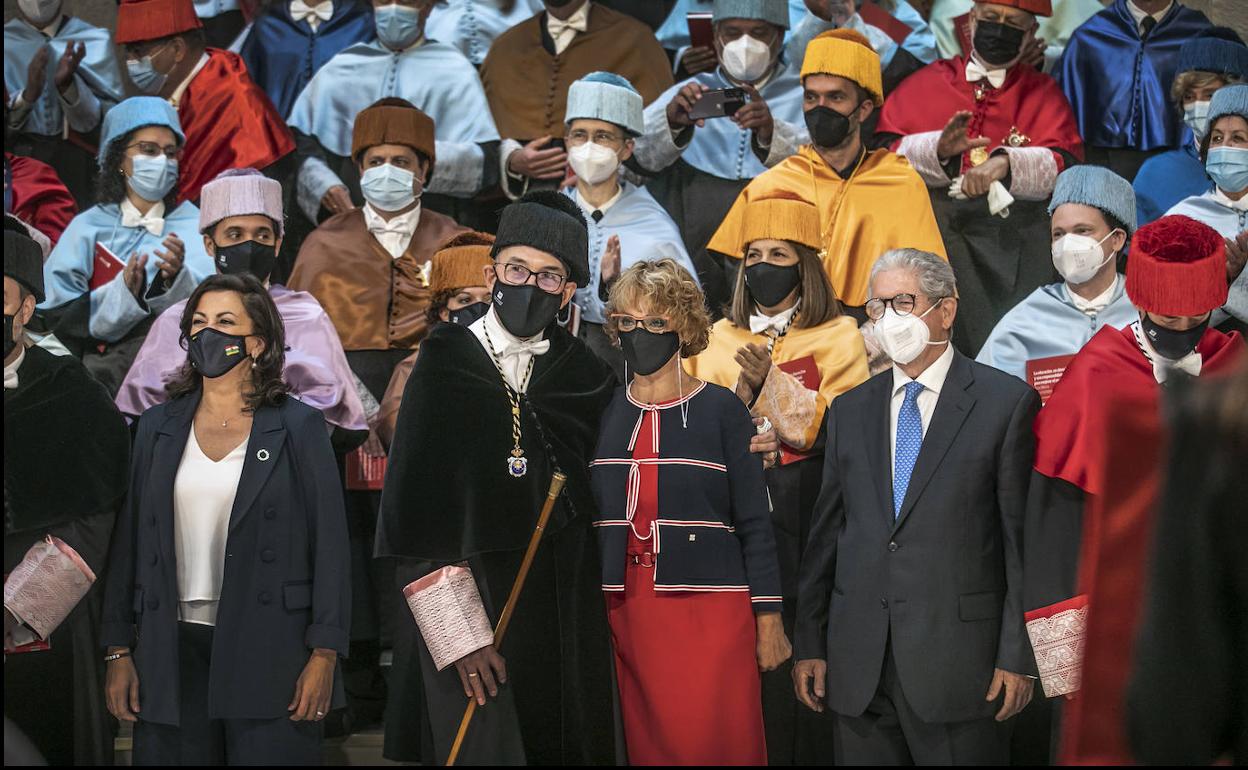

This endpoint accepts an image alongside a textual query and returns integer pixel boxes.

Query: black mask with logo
[1141,315,1208,361]
[619,328,681,376]
[3,314,15,359]
[804,104,858,149]
[973,20,1026,67]
[492,283,563,338]
[745,263,802,308]
[448,301,489,327]
[214,240,278,283]
[188,327,251,378]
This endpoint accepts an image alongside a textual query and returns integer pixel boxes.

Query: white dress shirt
[363,202,422,258]
[173,427,248,626]
[120,198,167,237]
[1126,0,1172,34]
[889,341,955,471]
[547,1,590,55]
[4,346,26,390]
[571,183,622,222]
[1211,186,1248,211]
[469,305,550,393]
[169,53,211,109]
[1067,274,1121,316]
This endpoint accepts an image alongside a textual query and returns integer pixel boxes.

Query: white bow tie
[965,58,1007,89]
[499,339,551,359]
[120,207,164,237]
[290,0,333,26]
[547,12,588,48]
[1152,351,1202,383]
[749,313,789,336]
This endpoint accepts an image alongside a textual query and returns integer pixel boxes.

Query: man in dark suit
[792,247,1040,764]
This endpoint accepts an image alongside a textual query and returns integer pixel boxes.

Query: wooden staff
[445,471,567,767]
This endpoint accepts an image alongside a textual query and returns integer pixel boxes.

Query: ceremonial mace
[445,470,568,767]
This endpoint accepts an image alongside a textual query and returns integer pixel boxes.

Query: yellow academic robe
[686,315,870,452]
[707,146,946,307]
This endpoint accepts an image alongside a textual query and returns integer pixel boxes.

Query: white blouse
[173,427,248,626]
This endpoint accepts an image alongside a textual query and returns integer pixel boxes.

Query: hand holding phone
[688,87,748,121]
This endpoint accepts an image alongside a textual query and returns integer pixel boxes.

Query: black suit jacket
[100,392,351,726]
[794,352,1040,724]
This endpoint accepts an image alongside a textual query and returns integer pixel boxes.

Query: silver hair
[868,248,957,300]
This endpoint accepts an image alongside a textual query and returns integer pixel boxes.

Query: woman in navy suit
[101,273,351,765]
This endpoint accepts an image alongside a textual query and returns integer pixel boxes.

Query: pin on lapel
[257,449,271,462]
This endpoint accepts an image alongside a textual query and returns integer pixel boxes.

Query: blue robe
[426,0,543,66]
[288,39,499,205]
[239,0,375,119]
[3,16,126,136]
[1133,140,1210,227]
[786,2,937,73]
[655,0,808,52]
[565,182,698,325]
[1167,190,1248,325]
[635,65,807,182]
[39,202,214,343]
[1056,0,1211,151]
[977,278,1137,382]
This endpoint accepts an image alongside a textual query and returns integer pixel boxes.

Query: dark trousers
[133,623,323,766]
[832,641,1009,765]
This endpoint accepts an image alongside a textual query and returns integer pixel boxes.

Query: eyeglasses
[126,141,181,159]
[971,10,1033,31]
[566,128,625,148]
[864,294,946,321]
[493,262,567,294]
[610,315,671,333]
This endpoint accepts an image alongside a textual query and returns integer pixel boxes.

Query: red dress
[605,405,766,766]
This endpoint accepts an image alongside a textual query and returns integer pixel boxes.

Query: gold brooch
[1007,126,1031,147]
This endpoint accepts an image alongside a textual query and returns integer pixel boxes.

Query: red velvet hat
[114,0,203,45]
[973,0,1053,16]
[1126,215,1228,316]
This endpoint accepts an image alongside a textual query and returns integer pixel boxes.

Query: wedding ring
[316,711,325,717]
[468,672,479,678]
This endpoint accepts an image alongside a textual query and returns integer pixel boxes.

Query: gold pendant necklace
[483,328,536,478]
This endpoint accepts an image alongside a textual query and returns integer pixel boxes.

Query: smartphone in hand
[688,87,748,121]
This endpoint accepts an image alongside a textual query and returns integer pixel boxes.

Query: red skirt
[606,562,766,765]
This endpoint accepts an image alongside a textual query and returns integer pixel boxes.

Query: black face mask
[745,262,801,308]
[1141,315,1208,361]
[619,328,681,377]
[214,240,278,282]
[188,327,251,379]
[973,20,1026,67]
[3,314,16,359]
[492,282,563,338]
[448,301,489,327]
[804,104,857,149]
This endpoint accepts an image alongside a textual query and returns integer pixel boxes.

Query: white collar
[573,183,623,220]
[363,201,422,234]
[169,52,211,109]
[749,301,799,336]
[1126,1,1172,29]
[1131,320,1202,383]
[890,341,955,398]
[1211,186,1248,211]
[1066,274,1120,315]
[478,304,544,348]
[120,197,167,236]
[4,346,26,390]
[547,2,590,32]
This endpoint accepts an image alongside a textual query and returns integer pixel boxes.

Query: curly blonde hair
[604,259,711,357]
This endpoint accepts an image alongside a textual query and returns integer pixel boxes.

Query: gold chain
[482,327,536,477]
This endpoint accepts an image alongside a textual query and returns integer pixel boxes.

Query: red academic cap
[114,0,203,45]
[1126,215,1229,317]
[974,0,1053,17]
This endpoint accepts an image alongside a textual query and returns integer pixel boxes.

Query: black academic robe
[3,345,130,765]
[376,321,617,765]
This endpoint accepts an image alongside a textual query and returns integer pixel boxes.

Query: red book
[953,12,973,57]
[1026,354,1076,406]
[775,355,821,466]
[859,2,913,45]
[88,242,125,292]
[687,12,713,49]
[345,448,387,491]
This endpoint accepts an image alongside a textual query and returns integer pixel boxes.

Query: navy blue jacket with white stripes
[590,380,783,614]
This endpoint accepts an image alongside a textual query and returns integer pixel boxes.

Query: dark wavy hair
[165,274,289,410]
[727,241,841,329]
[95,127,182,210]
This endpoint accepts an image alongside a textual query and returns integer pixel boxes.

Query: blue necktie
[893,381,924,519]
